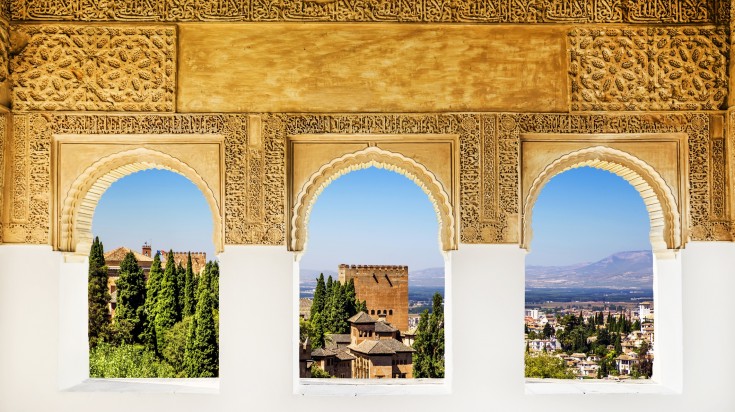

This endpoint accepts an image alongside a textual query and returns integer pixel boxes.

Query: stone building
[338,264,409,331]
[347,312,414,379]
[103,245,153,317]
[1,1,735,410]
[159,250,207,274]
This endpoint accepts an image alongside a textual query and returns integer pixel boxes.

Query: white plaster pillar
[450,244,526,397]
[217,245,295,396]
[0,245,61,411]
[58,255,90,389]
[680,242,735,408]
[651,251,683,391]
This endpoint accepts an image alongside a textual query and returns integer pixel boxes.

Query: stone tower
[338,264,408,331]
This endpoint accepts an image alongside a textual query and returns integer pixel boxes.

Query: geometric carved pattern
[0,23,8,90]
[277,113,509,244]
[569,27,729,111]
[4,114,51,243]
[10,25,175,112]
[507,112,727,241]
[290,146,456,252]
[10,0,730,24]
[3,112,729,245]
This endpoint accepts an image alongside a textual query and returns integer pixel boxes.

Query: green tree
[310,364,331,378]
[161,317,193,376]
[524,353,574,379]
[209,261,220,310]
[88,237,111,347]
[184,266,219,377]
[325,280,348,334]
[309,311,326,350]
[412,292,445,378]
[311,273,326,320]
[89,343,176,378]
[113,251,147,344]
[183,253,196,317]
[155,250,180,348]
[542,322,554,338]
[142,252,163,352]
[176,261,185,319]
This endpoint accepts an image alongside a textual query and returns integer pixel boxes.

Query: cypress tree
[142,252,163,351]
[325,276,333,306]
[326,281,348,334]
[184,265,219,377]
[311,273,326,319]
[209,261,220,310]
[155,250,179,347]
[343,278,358,317]
[114,251,147,343]
[88,237,111,347]
[176,261,185,320]
[413,292,445,378]
[183,252,196,317]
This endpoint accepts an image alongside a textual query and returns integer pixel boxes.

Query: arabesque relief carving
[3,112,730,246]
[4,113,259,246]
[569,27,729,111]
[0,114,5,243]
[10,0,729,24]
[10,25,175,112]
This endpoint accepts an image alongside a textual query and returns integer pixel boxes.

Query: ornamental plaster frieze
[9,24,176,112]
[0,112,731,248]
[569,26,729,111]
[10,0,730,24]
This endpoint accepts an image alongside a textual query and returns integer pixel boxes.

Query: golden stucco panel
[10,25,176,112]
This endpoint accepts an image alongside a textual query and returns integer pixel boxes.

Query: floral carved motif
[10,0,729,24]
[10,25,175,112]
[569,27,729,111]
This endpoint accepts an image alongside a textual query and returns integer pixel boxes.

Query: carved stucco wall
[10,25,175,112]
[4,111,728,248]
[569,27,729,111]
[10,0,730,24]
[0,1,732,248]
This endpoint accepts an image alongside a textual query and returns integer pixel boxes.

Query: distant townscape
[299,265,444,379]
[525,251,654,380]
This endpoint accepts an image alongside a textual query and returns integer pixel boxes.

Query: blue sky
[526,166,651,266]
[299,167,444,272]
[92,169,215,259]
[92,165,650,269]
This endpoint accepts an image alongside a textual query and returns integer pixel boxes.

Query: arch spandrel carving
[522,146,685,257]
[55,144,225,255]
[290,146,456,253]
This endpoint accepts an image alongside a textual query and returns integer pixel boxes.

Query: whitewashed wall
[0,243,733,411]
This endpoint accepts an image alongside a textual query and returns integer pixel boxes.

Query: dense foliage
[304,274,366,349]
[524,353,575,379]
[412,292,445,378]
[88,246,219,378]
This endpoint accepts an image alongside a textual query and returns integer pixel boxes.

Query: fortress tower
[338,264,409,331]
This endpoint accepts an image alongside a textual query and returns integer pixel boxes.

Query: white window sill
[296,378,449,396]
[64,378,219,394]
[525,378,677,395]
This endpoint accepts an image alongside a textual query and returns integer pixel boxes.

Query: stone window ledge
[525,378,678,395]
[297,378,449,396]
[65,378,219,394]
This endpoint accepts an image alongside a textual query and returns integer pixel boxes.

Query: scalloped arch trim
[59,148,223,255]
[522,146,682,257]
[291,146,456,252]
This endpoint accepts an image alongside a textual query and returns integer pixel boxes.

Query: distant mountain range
[526,250,653,289]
